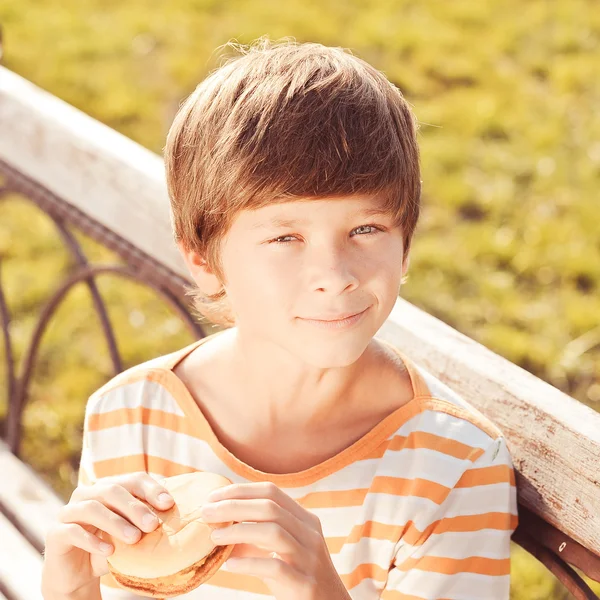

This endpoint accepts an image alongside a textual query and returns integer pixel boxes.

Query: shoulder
[381,361,518,531]
[383,356,516,491]
[404,356,506,448]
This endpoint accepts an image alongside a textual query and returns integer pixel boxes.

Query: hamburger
[99,471,237,598]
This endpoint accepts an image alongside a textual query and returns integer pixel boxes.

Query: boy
[42,37,518,600]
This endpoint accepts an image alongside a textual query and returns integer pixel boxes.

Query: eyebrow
[251,207,391,230]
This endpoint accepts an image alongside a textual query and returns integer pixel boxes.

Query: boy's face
[180,195,409,368]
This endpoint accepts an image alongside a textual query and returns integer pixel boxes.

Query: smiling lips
[302,307,369,322]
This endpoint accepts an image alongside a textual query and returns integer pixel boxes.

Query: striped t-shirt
[77,329,519,600]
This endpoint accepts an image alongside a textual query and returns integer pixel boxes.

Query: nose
[308,248,360,294]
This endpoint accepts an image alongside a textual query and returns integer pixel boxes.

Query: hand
[42,472,175,598]
[200,481,351,600]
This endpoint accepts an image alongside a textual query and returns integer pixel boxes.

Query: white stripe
[395,529,511,562]
[89,422,480,492]
[348,576,386,598]
[331,535,396,573]
[315,494,437,536]
[386,567,509,599]
[377,447,473,488]
[401,408,494,449]
[90,426,509,531]
[89,426,451,533]
[89,379,186,416]
[440,483,518,519]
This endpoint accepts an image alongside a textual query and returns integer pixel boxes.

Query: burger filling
[109,544,231,596]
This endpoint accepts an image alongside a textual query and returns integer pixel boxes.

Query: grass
[0,0,599,597]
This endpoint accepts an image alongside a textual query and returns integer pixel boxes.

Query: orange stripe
[89,408,487,465]
[92,456,454,507]
[297,470,487,508]
[345,519,406,547]
[93,453,199,479]
[88,407,191,435]
[340,509,517,554]
[456,464,516,487]
[92,451,515,510]
[398,512,519,547]
[396,554,510,576]
[341,561,389,589]
[373,475,451,504]
[387,431,487,462]
[204,570,271,594]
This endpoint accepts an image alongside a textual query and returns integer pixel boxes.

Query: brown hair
[164,36,421,327]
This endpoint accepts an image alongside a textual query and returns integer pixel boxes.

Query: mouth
[303,307,369,322]
[298,306,370,328]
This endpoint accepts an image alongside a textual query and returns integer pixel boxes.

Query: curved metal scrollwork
[0,157,205,457]
[513,505,600,599]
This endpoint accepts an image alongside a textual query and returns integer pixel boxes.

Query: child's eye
[268,224,382,245]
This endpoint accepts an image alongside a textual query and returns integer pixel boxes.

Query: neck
[223,327,375,434]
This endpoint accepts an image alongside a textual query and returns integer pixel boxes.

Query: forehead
[244,195,391,230]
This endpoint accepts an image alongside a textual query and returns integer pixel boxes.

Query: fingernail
[124,525,140,540]
[99,542,113,553]
[142,513,158,529]
[158,493,173,504]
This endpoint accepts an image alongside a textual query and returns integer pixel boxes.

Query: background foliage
[0,0,598,597]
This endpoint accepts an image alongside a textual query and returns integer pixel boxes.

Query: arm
[77,399,155,600]
[381,436,519,600]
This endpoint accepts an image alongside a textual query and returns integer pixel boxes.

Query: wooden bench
[1,64,599,599]
[0,439,63,600]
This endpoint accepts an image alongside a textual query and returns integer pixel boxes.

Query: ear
[176,240,224,296]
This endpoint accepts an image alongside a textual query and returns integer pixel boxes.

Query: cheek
[224,252,295,308]
[362,252,400,283]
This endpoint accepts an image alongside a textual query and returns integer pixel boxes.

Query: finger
[202,497,316,549]
[209,482,322,533]
[45,522,114,557]
[210,522,303,558]
[59,499,147,545]
[112,472,175,512]
[71,482,162,538]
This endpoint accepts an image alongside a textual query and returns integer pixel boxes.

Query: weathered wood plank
[0,439,64,554]
[0,65,182,277]
[0,510,43,600]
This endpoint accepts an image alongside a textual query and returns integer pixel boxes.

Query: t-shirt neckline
[159,330,432,487]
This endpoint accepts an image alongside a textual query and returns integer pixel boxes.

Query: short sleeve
[76,394,153,600]
[381,436,519,600]
[77,400,98,487]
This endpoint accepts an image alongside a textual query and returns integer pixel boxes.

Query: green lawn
[0,0,599,597]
